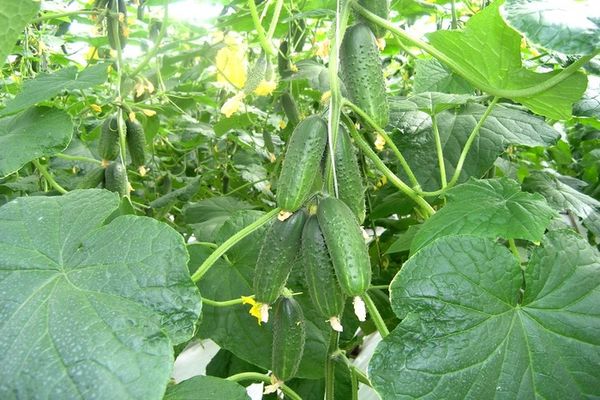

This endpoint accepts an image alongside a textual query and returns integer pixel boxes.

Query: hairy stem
[431,114,447,188]
[248,0,276,56]
[362,291,390,338]
[33,159,67,194]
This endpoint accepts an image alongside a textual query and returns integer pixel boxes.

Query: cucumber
[276,116,327,212]
[272,297,306,382]
[107,0,127,50]
[280,92,300,128]
[301,216,345,319]
[253,209,307,305]
[317,197,371,297]
[340,23,389,129]
[277,40,291,78]
[104,162,128,196]
[243,53,268,95]
[357,0,389,38]
[125,118,146,167]
[98,116,120,161]
[334,125,366,223]
[77,166,105,189]
[290,16,307,53]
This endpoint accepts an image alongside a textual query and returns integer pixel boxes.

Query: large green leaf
[390,101,560,191]
[0,64,110,117]
[411,178,556,252]
[0,107,73,177]
[573,75,600,121]
[370,232,600,399]
[183,196,255,242]
[192,211,330,380]
[0,190,202,399]
[427,0,588,119]
[0,0,39,66]
[163,376,249,400]
[412,58,474,94]
[501,0,600,55]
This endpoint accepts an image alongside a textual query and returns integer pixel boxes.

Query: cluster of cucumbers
[78,114,146,197]
[252,1,390,383]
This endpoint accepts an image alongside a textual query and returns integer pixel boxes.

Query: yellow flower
[241,296,267,325]
[374,133,386,151]
[254,79,277,96]
[278,120,287,130]
[90,104,102,113]
[321,90,331,104]
[314,38,330,58]
[141,108,156,117]
[376,37,386,51]
[289,63,298,73]
[215,33,247,89]
[220,92,245,118]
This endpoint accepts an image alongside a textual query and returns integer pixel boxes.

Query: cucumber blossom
[357,0,389,38]
[317,197,371,297]
[340,23,389,129]
[98,116,120,161]
[253,209,307,306]
[334,125,366,223]
[104,162,128,197]
[271,297,306,382]
[125,118,146,167]
[301,216,345,325]
[277,116,327,212]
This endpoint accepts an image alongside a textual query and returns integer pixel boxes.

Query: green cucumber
[357,0,389,38]
[277,40,291,78]
[340,23,389,129]
[280,92,300,128]
[271,297,306,382]
[253,209,307,305]
[107,0,127,50]
[276,116,327,212]
[290,16,307,53]
[98,116,120,161]
[104,162,128,196]
[334,125,366,223]
[317,197,371,297]
[77,166,106,189]
[243,53,268,95]
[125,118,146,167]
[301,216,345,320]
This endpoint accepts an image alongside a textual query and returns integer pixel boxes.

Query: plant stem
[350,365,373,387]
[266,0,284,41]
[344,116,435,217]
[226,372,302,400]
[203,296,253,307]
[191,208,280,282]
[351,366,359,400]
[54,153,102,165]
[248,0,276,56]
[431,114,447,188]
[325,332,339,400]
[369,284,389,290]
[362,291,389,338]
[31,10,96,23]
[508,239,521,262]
[352,2,598,99]
[343,99,420,189]
[130,0,169,77]
[450,0,458,29]
[32,159,67,194]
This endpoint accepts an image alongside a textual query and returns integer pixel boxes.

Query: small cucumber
[357,0,389,38]
[243,53,268,95]
[276,116,327,212]
[317,197,371,297]
[272,297,306,382]
[334,125,366,223]
[125,118,146,167]
[253,209,307,305]
[107,0,128,50]
[104,162,128,196]
[340,23,389,129]
[98,116,120,161]
[301,216,345,319]
[77,166,106,189]
[280,92,300,128]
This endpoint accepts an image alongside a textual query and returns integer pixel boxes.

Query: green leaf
[427,0,588,119]
[406,92,482,115]
[370,232,600,399]
[390,101,560,191]
[501,0,600,55]
[411,178,557,252]
[573,75,600,120]
[0,64,110,117]
[183,196,255,242]
[0,0,39,67]
[192,211,330,380]
[523,171,600,234]
[385,225,420,254]
[0,107,73,177]
[413,59,474,94]
[163,376,250,400]
[0,190,202,399]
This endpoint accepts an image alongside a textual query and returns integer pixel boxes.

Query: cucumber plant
[1,0,599,399]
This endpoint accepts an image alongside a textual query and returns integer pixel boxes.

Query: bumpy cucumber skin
[317,197,371,297]
[77,166,106,189]
[280,92,300,127]
[301,216,345,318]
[107,0,127,50]
[253,209,307,304]
[104,162,128,196]
[272,297,306,382]
[125,119,146,167]
[340,23,389,129]
[357,0,389,38]
[243,54,268,95]
[98,116,120,161]
[277,116,327,212]
[334,125,366,223]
